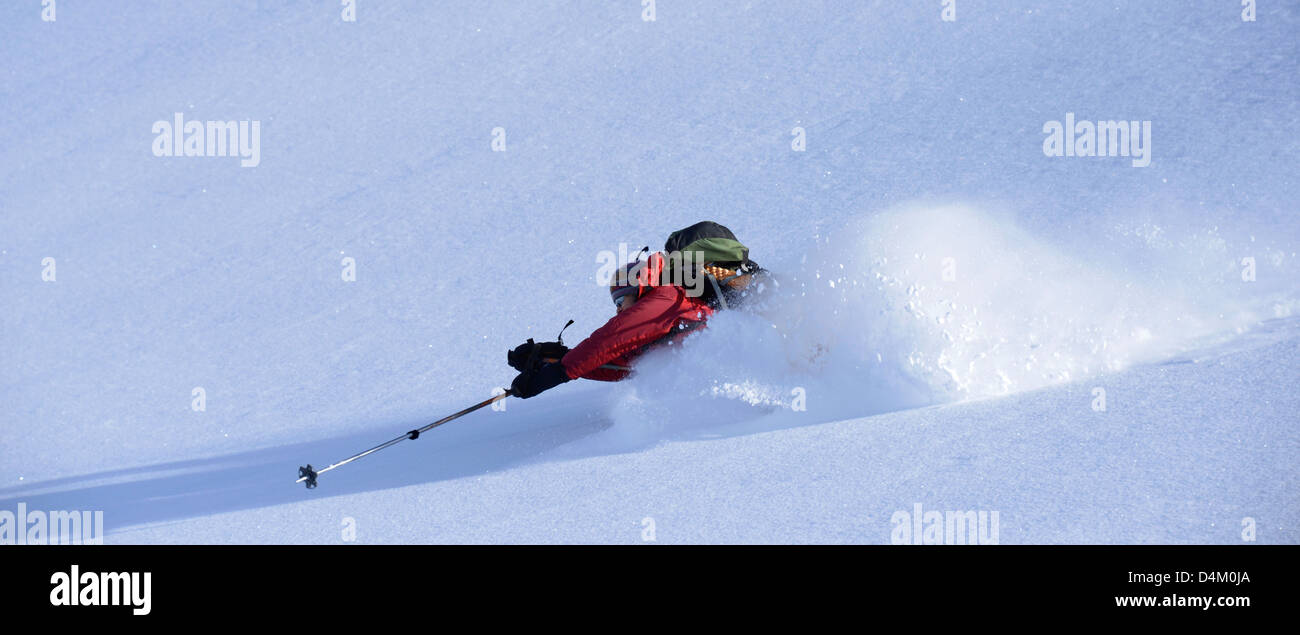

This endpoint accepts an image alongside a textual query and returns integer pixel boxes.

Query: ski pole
[296,390,512,489]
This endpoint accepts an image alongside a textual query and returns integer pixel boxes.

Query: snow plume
[610,203,1298,430]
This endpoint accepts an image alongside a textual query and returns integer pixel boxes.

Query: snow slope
[1,1,1296,543]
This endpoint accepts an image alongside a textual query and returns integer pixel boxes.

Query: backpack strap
[707,273,729,310]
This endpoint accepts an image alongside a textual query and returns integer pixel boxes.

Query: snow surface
[1,1,1296,543]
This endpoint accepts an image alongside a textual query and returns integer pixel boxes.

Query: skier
[508,221,763,399]
[295,222,762,488]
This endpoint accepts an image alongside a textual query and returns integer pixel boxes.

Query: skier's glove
[510,362,571,399]
[507,339,569,372]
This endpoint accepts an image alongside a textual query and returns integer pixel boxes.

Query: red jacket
[561,285,713,381]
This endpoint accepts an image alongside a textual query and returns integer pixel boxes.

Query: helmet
[609,251,665,307]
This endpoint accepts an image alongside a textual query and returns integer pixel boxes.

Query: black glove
[510,362,571,399]
[508,339,569,372]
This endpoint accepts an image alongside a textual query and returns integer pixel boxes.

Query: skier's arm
[560,285,701,380]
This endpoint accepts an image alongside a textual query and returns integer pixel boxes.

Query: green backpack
[663,221,763,309]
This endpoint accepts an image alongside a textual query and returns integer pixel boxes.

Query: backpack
[663,221,764,310]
